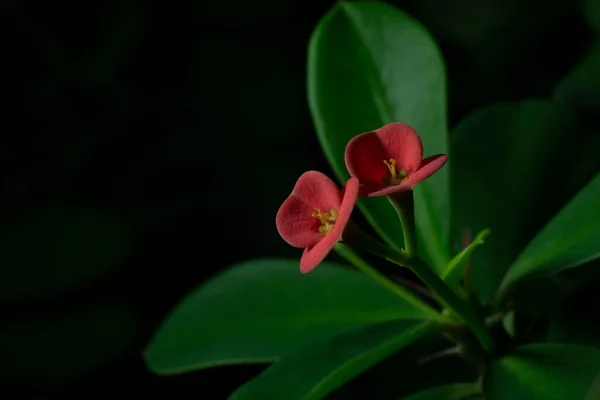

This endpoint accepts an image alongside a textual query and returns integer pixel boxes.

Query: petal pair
[276,122,448,272]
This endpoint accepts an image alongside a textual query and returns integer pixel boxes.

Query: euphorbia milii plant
[146,3,600,398]
[276,171,358,273]
[147,120,497,400]
[277,123,448,272]
[274,123,493,355]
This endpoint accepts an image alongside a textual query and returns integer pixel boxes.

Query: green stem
[388,192,418,257]
[400,258,493,352]
[334,243,446,321]
[343,220,410,264]
[343,223,493,352]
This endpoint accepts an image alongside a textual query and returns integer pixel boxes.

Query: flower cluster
[276,122,448,272]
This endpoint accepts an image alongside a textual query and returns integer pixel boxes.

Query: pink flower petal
[292,171,342,210]
[337,177,359,234]
[300,232,339,273]
[403,154,448,187]
[375,122,423,175]
[299,177,359,273]
[366,182,413,197]
[276,195,323,248]
[344,131,388,192]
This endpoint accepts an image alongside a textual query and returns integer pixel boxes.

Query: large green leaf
[230,320,437,400]
[401,383,480,400]
[307,1,450,273]
[0,210,133,301]
[499,171,600,294]
[451,99,578,301]
[554,40,600,111]
[145,259,434,374]
[329,331,477,399]
[553,40,600,199]
[483,344,600,400]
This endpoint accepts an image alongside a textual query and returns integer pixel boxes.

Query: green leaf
[499,171,600,294]
[0,303,138,382]
[553,40,600,205]
[552,40,600,200]
[0,210,133,301]
[502,311,516,338]
[230,320,437,400]
[483,344,600,400]
[145,259,435,374]
[451,99,579,301]
[441,228,491,293]
[554,40,600,111]
[307,1,450,273]
[330,332,477,399]
[401,383,480,400]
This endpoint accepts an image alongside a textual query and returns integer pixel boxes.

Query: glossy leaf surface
[230,320,436,400]
[451,99,578,300]
[308,1,449,272]
[145,259,433,374]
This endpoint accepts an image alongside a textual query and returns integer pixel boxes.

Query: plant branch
[342,222,494,352]
[334,243,446,321]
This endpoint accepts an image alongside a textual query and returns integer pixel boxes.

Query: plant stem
[399,257,494,352]
[343,220,410,264]
[388,191,417,258]
[417,345,461,365]
[485,311,508,327]
[343,222,494,352]
[391,275,437,301]
[334,243,446,321]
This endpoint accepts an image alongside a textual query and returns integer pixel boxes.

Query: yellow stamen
[329,209,339,220]
[383,158,408,185]
[312,208,338,235]
[383,158,397,178]
[311,208,328,223]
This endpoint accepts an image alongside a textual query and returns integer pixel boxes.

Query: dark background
[1,0,597,398]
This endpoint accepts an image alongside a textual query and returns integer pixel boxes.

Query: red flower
[276,171,359,273]
[344,122,448,196]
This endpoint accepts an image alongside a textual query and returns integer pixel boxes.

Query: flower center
[383,158,408,186]
[312,208,339,235]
